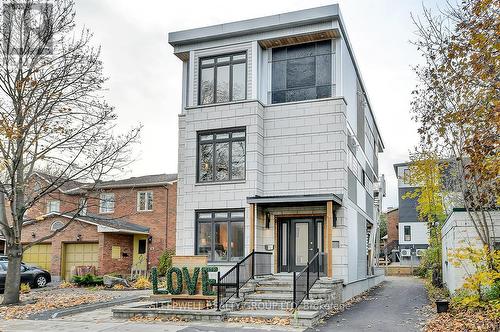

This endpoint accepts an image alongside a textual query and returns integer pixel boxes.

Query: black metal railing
[292,251,326,309]
[216,250,272,310]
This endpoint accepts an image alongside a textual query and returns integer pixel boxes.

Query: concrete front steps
[222,275,343,327]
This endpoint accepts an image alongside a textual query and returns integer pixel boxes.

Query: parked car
[0,255,7,261]
[0,261,51,293]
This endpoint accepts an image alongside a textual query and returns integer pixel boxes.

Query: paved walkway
[309,276,429,332]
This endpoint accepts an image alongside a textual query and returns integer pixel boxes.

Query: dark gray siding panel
[398,187,420,222]
[365,192,374,219]
[357,213,367,279]
[348,170,357,203]
[356,80,365,151]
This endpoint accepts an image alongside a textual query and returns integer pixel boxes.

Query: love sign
[151,266,218,296]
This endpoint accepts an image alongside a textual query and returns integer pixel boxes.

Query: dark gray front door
[278,217,323,272]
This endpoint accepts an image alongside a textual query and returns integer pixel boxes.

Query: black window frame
[197,127,246,183]
[198,52,247,105]
[404,225,411,241]
[195,209,245,262]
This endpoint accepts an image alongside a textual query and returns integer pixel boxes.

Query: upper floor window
[99,193,115,213]
[137,191,153,211]
[404,225,411,241]
[199,53,247,105]
[78,197,87,216]
[47,200,60,213]
[271,40,332,104]
[198,129,246,183]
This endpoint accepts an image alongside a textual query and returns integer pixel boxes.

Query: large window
[198,128,246,183]
[99,193,115,213]
[199,53,247,105]
[195,210,244,261]
[404,225,411,241]
[271,40,332,104]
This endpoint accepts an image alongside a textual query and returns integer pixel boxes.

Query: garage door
[64,243,99,280]
[23,244,52,271]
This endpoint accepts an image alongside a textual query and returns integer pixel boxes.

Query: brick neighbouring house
[17,172,177,281]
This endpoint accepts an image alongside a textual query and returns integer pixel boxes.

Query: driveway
[310,276,429,332]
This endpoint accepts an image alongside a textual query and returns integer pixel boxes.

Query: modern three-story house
[169,5,384,287]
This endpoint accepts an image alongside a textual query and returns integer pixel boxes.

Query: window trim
[137,191,154,212]
[46,200,60,213]
[194,209,245,262]
[99,192,115,214]
[196,127,246,183]
[198,52,247,105]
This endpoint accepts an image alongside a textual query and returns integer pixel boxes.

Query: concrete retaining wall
[342,273,385,302]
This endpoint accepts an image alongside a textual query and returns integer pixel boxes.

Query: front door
[278,217,323,272]
[132,234,148,275]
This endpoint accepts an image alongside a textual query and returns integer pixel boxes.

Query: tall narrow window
[199,53,247,105]
[195,210,244,261]
[78,197,87,216]
[271,40,332,103]
[198,129,246,183]
[137,191,153,211]
[99,193,115,213]
[404,225,411,241]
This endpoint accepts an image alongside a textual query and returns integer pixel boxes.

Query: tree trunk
[3,243,23,305]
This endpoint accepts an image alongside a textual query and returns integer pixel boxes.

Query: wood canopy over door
[23,243,52,271]
[277,217,324,273]
[63,243,98,280]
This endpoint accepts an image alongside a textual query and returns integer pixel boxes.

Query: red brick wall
[86,182,177,268]
[387,209,399,245]
[99,233,133,276]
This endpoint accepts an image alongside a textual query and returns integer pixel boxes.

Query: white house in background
[394,162,429,265]
[168,4,385,295]
[442,209,500,294]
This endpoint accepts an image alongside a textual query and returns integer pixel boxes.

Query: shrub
[158,249,175,276]
[133,276,152,289]
[113,284,126,290]
[20,283,31,294]
[72,274,104,286]
[484,281,500,301]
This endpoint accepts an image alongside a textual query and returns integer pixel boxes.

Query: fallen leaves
[424,308,500,332]
[129,315,189,323]
[226,316,291,325]
[0,293,111,319]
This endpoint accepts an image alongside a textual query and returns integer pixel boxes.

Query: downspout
[165,184,169,250]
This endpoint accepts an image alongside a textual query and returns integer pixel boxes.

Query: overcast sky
[74,0,446,210]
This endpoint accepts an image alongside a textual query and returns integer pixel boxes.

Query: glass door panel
[295,223,309,266]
